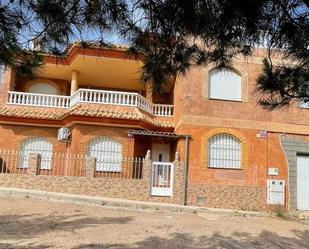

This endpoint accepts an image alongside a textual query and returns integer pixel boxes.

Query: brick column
[172,159,186,204]
[143,158,152,179]
[142,150,152,196]
[85,158,96,178]
[1,67,16,104]
[27,153,40,176]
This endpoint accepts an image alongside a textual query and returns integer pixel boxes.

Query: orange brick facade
[173,58,309,211]
[0,45,308,211]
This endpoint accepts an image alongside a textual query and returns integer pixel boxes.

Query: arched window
[209,68,241,101]
[208,134,241,169]
[28,83,58,95]
[19,137,53,169]
[87,137,122,172]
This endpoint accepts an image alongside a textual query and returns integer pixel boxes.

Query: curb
[0,187,266,216]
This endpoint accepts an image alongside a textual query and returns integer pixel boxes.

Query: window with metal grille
[87,137,122,172]
[209,68,241,101]
[19,137,53,169]
[208,134,241,169]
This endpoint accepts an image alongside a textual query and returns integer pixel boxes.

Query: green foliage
[272,205,287,218]
[0,0,308,107]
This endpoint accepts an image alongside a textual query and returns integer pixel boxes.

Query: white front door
[152,144,170,162]
[151,144,172,196]
[297,155,309,210]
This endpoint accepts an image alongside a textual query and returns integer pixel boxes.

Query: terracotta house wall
[173,58,309,210]
[174,61,309,125]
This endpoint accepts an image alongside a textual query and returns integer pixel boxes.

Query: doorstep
[0,186,266,217]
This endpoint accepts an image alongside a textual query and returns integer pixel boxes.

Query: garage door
[297,155,309,210]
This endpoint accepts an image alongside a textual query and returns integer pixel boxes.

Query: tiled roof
[0,106,67,119]
[128,129,178,138]
[68,105,173,128]
[0,104,174,128]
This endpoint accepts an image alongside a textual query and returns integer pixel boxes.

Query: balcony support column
[70,70,79,96]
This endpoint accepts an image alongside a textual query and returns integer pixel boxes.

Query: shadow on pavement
[0,213,133,239]
[72,229,309,249]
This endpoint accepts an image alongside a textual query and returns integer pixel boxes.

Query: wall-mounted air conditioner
[57,127,71,142]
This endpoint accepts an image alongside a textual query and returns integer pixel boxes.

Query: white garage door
[297,155,309,210]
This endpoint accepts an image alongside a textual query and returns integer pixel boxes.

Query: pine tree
[0,0,308,109]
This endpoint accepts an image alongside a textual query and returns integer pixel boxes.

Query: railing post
[27,153,40,176]
[85,157,96,178]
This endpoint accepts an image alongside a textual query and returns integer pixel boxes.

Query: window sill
[208,97,242,103]
[207,166,243,170]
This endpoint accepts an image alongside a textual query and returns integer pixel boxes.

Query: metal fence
[0,150,144,179]
[94,157,144,179]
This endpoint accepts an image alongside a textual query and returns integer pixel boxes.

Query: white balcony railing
[8,91,70,108]
[153,104,174,116]
[7,89,174,117]
[71,89,138,106]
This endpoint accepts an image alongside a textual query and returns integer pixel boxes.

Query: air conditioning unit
[57,127,71,142]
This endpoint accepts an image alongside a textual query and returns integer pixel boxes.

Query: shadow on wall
[71,230,309,249]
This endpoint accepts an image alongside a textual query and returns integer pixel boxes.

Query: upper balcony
[0,44,175,128]
[7,88,174,117]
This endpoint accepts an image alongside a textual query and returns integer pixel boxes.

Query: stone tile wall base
[0,174,184,204]
[188,184,267,211]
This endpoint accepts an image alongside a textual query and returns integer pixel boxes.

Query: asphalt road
[0,197,308,249]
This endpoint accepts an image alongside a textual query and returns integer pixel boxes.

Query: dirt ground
[0,197,308,249]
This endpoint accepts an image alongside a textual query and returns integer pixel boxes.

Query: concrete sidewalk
[0,186,265,217]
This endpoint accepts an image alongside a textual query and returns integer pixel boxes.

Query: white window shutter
[88,137,122,172]
[20,137,53,169]
[209,68,241,101]
[28,83,58,95]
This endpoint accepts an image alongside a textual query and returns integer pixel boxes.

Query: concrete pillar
[70,70,79,95]
[85,157,96,178]
[27,153,40,176]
